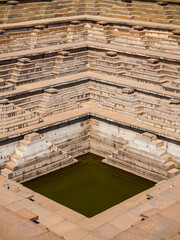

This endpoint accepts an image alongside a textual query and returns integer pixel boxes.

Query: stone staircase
[103,132,179,182]
[1,132,78,182]
[53,50,88,77]
[100,0,133,20]
[0,61,14,81]
[0,0,78,23]
[167,3,180,24]
[88,50,125,77]
[57,134,90,157]
[0,141,18,165]
[111,25,180,54]
[0,20,179,55]
[0,99,41,133]
[138,99,180,134]
[162,79,180,93]
[87,49,180,86]
[131,1,171,24]
[86,21,111,43]
[11,93,42,112]
[10,81,90,114]
[89,82,163,118]
[9,58,54,86]
[36,86,89,117]
[0,0,180,25]
[111,25,146,49]
[90,85,141,117]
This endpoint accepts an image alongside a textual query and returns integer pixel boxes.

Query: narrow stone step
[1,168,13,179]
[6,161,18,171]
[168,168,180,177]
[164,161,175,170]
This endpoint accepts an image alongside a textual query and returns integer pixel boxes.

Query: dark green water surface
[23,153,155,217]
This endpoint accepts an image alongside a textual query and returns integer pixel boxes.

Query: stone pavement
[0,173,180,240]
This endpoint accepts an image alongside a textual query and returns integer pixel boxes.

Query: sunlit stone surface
[0,0,180,239]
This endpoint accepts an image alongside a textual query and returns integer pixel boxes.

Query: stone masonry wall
[1,116,180,182]
[0,0,180,24]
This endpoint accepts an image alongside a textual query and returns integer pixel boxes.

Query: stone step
[0,106,24,119]
[125,70,164,81]
[1,168,13,179]
[11,94,42,106]
[10,73,54,86]
[164,161,175,170]
[116,148,166,167]
[123,73,166,85]
[54,67,87,77]
[11,70,50,81]
[12,156,77,182]
[0,111,35,126]
[0,115,41,133]
[144,111,180,126]
[13,66,42,75]
[138,115,179,134]
[104,157,166,182]
[155,107,180,117]
[90,66,125,77]
[6,161,18,171]
[11,148,65,168]
[167,168,180,177]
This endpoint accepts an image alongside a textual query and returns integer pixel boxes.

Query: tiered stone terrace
[0,0,180,24]
[0,0,180,239]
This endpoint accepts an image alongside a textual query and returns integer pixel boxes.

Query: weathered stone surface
[24,132,41,142]
[0,3,179,240]
[16,208,39,222]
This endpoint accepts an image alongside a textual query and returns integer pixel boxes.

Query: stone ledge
[0,15,180,32]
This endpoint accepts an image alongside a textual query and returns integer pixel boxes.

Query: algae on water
[24,153,154,217]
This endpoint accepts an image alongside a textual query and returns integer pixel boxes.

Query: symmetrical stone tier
[0,47,179,95]
[1,117,179,182]
[1,2,180,240]
[1,132,78,182]
[0,50,179,181]
[1,78,179,138]
[0,0,180,24]
[0,1,180,185]
[89,118,179,180]
[0,19,180,54]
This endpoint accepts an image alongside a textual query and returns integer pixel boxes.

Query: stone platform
[0,173,180,240]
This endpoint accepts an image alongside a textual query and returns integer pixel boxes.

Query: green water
[23,153,155,217]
